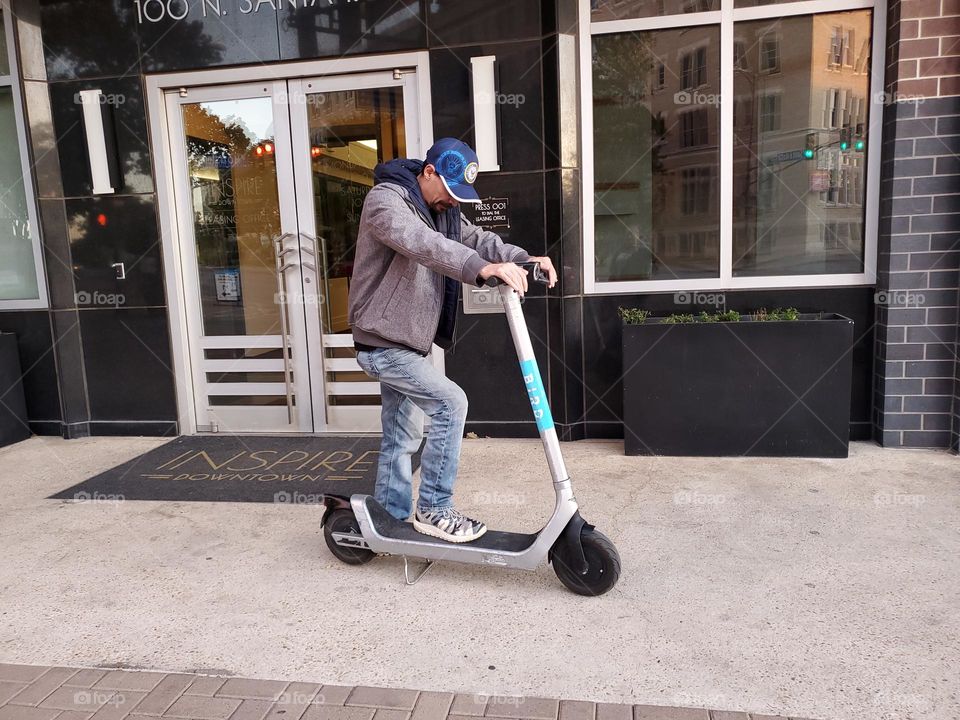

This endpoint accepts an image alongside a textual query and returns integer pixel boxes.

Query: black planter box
[622,314,855,457]
[0,333,31,448]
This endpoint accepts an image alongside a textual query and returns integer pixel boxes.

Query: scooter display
[321,263,621,596]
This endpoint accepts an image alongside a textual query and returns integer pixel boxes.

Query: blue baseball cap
[424,138,482,204]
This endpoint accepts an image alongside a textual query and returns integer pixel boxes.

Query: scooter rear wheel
[551,527,621,596]
[324,509,375,565]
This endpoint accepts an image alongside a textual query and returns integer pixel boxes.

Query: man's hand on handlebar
[479,262,529,296]
[526,256,557,288]
[478,257,557,297]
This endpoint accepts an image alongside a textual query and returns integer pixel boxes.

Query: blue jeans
[355,347,468,521]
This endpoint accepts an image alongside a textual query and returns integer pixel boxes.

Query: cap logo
[436,149,466,182]
[464,162,479,184]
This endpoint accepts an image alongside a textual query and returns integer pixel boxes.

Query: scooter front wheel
[323,509,375,565]
[551,527,621,596]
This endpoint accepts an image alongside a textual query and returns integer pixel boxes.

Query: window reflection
[592,28,720,282]
[732,11,872,276]
[592,0,719,22]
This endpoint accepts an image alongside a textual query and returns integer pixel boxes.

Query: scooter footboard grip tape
[519,358,554,432]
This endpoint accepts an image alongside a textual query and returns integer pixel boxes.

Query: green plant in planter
[662,313,695,324]
[699,311,718,323]
[618,307,650,324]
[716,310,741,322]
[753,307,800,322]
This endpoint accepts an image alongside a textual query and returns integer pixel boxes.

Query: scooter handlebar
[482,261,550,288]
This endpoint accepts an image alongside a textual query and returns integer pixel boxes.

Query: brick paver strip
[302,705,377,720]
[449,694,487,716]
[63,669,108,688]
[317,685,354,706]
[87,690,147,719]
[187,675,228,696]
[0,665,807,720]
[0,706,60,720]
[410,691,454,720]
[595,703,632,720]
[8,667,78,705]
[264,681,322,719]
[0,682,27,706]
[133,673,194,715]
[216,677,289,701]
[373,709,411,720]
[0,665,48,684]
[36,685,117,712]
[228,698,275,719]
[484,696,559,720]
[560,699,595,720]
[633,706,710,720]
[164,694,243,719]
[94,669,166,692]
[347,686,419,710]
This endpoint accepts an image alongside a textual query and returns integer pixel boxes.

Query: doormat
[49,435,419,504]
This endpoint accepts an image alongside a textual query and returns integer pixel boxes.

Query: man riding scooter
[348,138,557,543]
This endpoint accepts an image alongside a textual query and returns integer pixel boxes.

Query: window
[680,108,710,147]
[681,47,707,89]
[591,26,720,282]
[759,94,781,132]
[0,9,46,309]
[585,2,881,291]
[759,34,780,73]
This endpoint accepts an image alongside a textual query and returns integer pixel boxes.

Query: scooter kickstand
[403,556,435,585]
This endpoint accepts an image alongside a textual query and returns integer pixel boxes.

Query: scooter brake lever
[519,261,550,285]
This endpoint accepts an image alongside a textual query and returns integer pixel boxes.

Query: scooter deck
[366,497,540,553]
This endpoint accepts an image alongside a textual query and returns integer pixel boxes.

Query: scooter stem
[497,284,570,484]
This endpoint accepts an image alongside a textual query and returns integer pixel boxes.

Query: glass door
[166,81,313,433]
[289,72,422,432]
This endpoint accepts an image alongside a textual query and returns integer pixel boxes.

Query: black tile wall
[430,41,545,173]
[48,77,153,196]
[38,0,141,80]
[66,195,165,309]
[279,0,425,60]
[426,0,542,47]
[79,308,176,423]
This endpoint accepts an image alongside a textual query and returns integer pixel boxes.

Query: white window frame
[0,2,47,310]
[580,0,886,295]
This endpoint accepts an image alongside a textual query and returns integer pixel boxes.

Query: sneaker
[413,507,488,543]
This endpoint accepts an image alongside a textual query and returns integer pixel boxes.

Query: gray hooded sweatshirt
[348,181,529,355]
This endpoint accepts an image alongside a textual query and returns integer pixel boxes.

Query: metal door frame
[288,70,422,433]
[145,52,434,435]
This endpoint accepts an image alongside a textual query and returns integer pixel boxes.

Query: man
[348,138,556,543]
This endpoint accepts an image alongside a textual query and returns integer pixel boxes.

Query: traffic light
[839,127,851,151]
[804,132,817,159]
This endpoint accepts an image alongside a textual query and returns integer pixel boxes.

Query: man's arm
[460,215,530,264]
[364,185,488,285]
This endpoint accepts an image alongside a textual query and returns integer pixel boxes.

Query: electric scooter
[320,263,621,596]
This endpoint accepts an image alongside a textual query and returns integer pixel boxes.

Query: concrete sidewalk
[0,437,957,720]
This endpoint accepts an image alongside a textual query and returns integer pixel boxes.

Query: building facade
[0,0,957,451]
